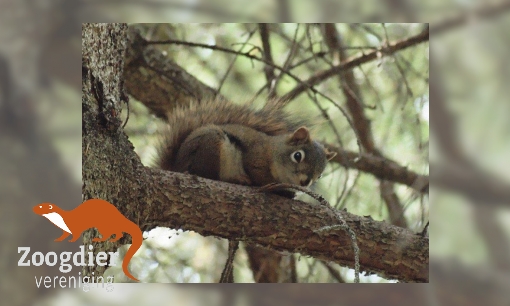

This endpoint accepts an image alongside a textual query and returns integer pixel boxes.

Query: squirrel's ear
[325,148,337,161]
[289,127,310,144]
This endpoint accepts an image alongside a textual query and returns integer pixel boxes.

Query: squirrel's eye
[49,204,52,209]
[290,150,305,163]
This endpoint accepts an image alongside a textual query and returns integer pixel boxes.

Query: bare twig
[322,261,346,283]
[259,24,278,99]
[282,26,429,102]
[326,145,428,194]
[420,221,429,237]
[321,24,411,228]
[261,183,360,283]
[216,27,257,95]
[381,23,413,99]
[219,240,238,283]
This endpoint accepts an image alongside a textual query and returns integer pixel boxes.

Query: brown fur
[155,98,305,172]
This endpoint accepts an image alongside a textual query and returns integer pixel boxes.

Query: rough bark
[138,167,429,282]
[82,23,140,279]
[124,28,218,119]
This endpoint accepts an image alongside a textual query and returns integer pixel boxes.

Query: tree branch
[259,23,277,99]
[143,168,428,283]
[281,26,429,102]
[327,145,428,193]
[123,28,219,119]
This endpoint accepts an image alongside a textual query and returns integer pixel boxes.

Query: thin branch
[287,51,327,70]
[327,145,428,194]
[219,240,238,283]
[146,38,269,61]
[282,26,429,102]
[322,261,346,283]
[250,24,301,102]
[321,23,409,228]
[216,27,257,95]
[261,182,361,283]
[258,23,277,99]
[145,34,360,141]
[381,23,414,99]
[280,24,301,72]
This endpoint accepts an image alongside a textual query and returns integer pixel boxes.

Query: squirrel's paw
[260,183,296,199]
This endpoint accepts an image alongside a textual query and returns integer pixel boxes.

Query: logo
[30,199,142,283]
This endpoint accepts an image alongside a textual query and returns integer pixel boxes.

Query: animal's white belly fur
[43,212,72,233]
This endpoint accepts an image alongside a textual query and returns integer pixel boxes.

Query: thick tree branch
[123,28,219,119]
[142,168,429,282]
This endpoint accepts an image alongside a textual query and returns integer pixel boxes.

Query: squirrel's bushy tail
[155,98,305,171]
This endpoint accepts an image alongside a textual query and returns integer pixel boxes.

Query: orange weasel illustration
[33,199,143,282]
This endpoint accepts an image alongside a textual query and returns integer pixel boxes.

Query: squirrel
[154,98,336,283]
[155,98,336,187]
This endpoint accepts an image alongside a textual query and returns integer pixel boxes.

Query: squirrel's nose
[300,177,312,187]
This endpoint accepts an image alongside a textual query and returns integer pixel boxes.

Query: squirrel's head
[271,127,336,187]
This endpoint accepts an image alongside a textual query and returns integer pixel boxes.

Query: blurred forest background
[1,0,510,305]
[111,23,428,284]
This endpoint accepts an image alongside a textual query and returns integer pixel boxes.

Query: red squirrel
[33,199,143,282]
[155,98,336,282]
